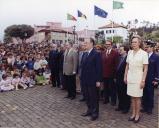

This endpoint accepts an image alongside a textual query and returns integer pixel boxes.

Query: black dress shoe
[103,101,109,104]
[64,96,71,98]
[90,115,98,121]
[147,110,152,115]
[128,116,135,121]
[140,109,147,113]
[115,108,121,111]
[70,97,76,100]
[122,110,129,114]
[79,98,85,102]
[111,102,116,106]
[134,116,140,123]
[81,112,91,117]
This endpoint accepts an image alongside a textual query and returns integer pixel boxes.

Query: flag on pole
[77,10,87,19]
[94,5,108,18]
[113,1,124,9]
[67,13,77,21]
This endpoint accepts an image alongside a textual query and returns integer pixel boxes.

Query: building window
[112,30,115,33]
[109,30,111,33]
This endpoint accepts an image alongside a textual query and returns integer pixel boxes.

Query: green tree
[4,24,34,43]
[107,36,123,44]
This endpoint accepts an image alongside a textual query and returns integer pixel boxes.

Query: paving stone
[0,85,158,128]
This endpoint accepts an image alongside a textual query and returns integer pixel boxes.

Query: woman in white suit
[124,35,148,123]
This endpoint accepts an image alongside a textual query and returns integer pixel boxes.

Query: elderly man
[48,43,60,88]
[63,41,78,100]
[81,38,102,121]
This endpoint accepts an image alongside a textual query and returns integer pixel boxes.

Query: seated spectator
[12,73,27,90]
[21,72,34,88]
[26,57,34,71]
[43,67,51,85]
[0,74,14,92]
[35,69,47,86]
[34,57,41,73]
[14,55,23,70]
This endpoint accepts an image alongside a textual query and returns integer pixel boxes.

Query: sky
[0,0,159,40]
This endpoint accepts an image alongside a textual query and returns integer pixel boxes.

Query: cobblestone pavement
[0,85,158,128]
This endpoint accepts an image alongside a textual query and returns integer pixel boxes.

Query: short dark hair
[90,38,95,46]
[120,45,129,53]
[2,74,7,79]
[106,40,113,45]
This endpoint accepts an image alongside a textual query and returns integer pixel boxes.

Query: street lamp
[73,25,76,43]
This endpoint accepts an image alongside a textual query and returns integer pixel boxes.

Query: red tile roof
[99,22,127,29]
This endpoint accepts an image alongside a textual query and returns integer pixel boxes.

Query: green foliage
[107,36,123,44]
[4,24,34,42]
[3,34,12,44]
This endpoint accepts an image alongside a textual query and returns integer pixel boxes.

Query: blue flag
[94,5,108,18]
[77,10,87,19]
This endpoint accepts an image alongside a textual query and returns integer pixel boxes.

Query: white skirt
[127,83,143,97]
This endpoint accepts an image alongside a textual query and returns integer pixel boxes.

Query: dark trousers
[51,70,60,87]
[64,75,76,98]
[84,85,99,116]
[59,71,65,89]
[116,81,130,111]
[142,84,154,111]
[103,78,117,104]
[80,78,86,99]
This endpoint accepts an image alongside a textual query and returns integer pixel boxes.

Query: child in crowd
[12,73,27,90]
[35,69,47,85]
[43,67,51,85]
[21,72,34,88]
[26,57,34,71]
[0,74,14,92]
[14,55,23,70]
[39,54,48,71]
[34,57,41,73]
[0,66,6,81]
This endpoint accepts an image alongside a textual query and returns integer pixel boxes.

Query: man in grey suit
[63,42,78,100]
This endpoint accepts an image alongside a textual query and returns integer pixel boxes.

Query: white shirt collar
[87,48,93,54]
[148,52,153,58]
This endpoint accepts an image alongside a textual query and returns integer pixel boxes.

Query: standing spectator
[124,35,148,123]
[115,45,130,114]
[48,43,60,87]
[80,38,102,121]
[78,42,87,102]
[101,40,119,106]
[141,40,159,114]
[63,42,78,100]
[59,44,65,89]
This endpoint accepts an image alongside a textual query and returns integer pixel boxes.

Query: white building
[98,22,129,41]
[76,29,96,43]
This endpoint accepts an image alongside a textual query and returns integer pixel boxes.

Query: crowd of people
[0,35,159,123]
[0,42,51,91]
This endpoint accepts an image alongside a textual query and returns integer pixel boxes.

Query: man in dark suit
[142,40,159,114]
[48,43,60,87]
[81,38,102,121]
[116,45,130,114]
[101,40,119,106]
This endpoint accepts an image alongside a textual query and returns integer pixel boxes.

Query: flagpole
[111,0,114,43]
[66,14,68,43]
